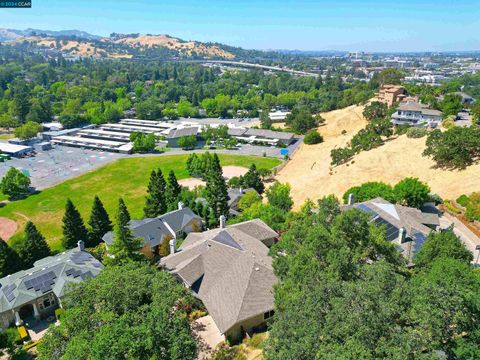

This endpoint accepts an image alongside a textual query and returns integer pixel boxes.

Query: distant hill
[0,28,236,59]
[0,28,101,41]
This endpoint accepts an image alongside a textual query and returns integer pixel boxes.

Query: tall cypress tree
[210,153,223,177]
[109,198,142,263]
[166,170,182,210]
[242,164,265,194]
[17,221,51,268]
[205,170,229,222]
[87,195,113,247]
[0,239,23,277]
[62,199,88,250]
[144,169,167,218]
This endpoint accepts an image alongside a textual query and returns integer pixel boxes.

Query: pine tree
[17,221,51,268]
[210,153,222,177]
[62,199,88,249]
[205,170,229,221]
[87,195,113,247]
[0,239,23,277]
[166,170,182,210]
[109,198,142,263]
[144,169,167,218]
[242,164,265,194]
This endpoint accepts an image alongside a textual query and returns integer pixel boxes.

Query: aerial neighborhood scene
[1,1,480,359]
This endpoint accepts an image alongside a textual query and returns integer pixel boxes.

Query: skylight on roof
[372,203,400,220]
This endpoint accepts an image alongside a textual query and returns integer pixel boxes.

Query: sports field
[0,154,281,250]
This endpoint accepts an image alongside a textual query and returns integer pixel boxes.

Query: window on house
[43,298,52,308]
[263,310,275,320]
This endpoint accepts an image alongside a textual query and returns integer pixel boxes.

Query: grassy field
[1,154,281,250]
[0,133,14,140]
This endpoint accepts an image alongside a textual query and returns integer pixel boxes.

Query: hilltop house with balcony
[391,100,442,127]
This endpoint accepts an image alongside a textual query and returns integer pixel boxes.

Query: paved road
[168,59,318,77]
[439,212,480,263]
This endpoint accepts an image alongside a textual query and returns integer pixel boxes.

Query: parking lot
[0,146,125,190]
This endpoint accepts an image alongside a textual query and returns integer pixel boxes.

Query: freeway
[168,59,319,77]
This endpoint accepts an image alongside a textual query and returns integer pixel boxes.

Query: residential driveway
[439,213,480,263]
[26,318,59,342]
[192,315,224,360]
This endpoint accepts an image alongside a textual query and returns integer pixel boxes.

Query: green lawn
[0,133,14,140]
[0,154,281,250]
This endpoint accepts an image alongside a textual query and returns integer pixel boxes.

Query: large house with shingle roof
[343,197,439,265]
[160,218,278,343]
[0,242,103,330]
[102,204,203,255]
[391,100,442,127]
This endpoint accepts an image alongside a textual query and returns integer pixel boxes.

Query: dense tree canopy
[265,199,480,359]
[343,181,396,203]
[38,262,197,360]
[423,127,480,169]
[393,177,430,208]
[0,48,376,129]
[13,120,42,140]
[0,166,31,199]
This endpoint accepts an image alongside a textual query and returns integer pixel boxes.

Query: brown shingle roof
[160,219,278,333]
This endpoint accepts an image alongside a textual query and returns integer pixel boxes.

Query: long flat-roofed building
[0,143,33,157]
[227,127,294,146]
[51,135,133,153]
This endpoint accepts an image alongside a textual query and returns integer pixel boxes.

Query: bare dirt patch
[276,104,480,209]
[179,178,206,190]
[0,217,17,240]
[222,166,248,179]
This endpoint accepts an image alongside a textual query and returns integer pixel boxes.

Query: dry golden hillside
[10,34,234,59]
[13,36,132,58]
[276,104,480,209]
[109,34,234,59]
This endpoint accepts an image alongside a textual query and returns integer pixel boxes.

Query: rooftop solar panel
[374,217,400,242]
[356,203,379,219]
[412,233,427,254]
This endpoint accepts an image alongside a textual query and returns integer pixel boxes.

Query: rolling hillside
[276,104,480,208]
[0,28,235,59]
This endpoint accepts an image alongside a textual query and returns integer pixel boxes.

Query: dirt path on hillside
[275,104,480,209]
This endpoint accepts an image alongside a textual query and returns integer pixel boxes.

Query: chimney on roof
[178,201,185,210]
[77,240,85,252]
[348,193,354,206]
[169,238,177,254]
[219,215,226,229]
[397,227,406,244]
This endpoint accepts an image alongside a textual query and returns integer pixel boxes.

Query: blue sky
[1,0,479,52]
